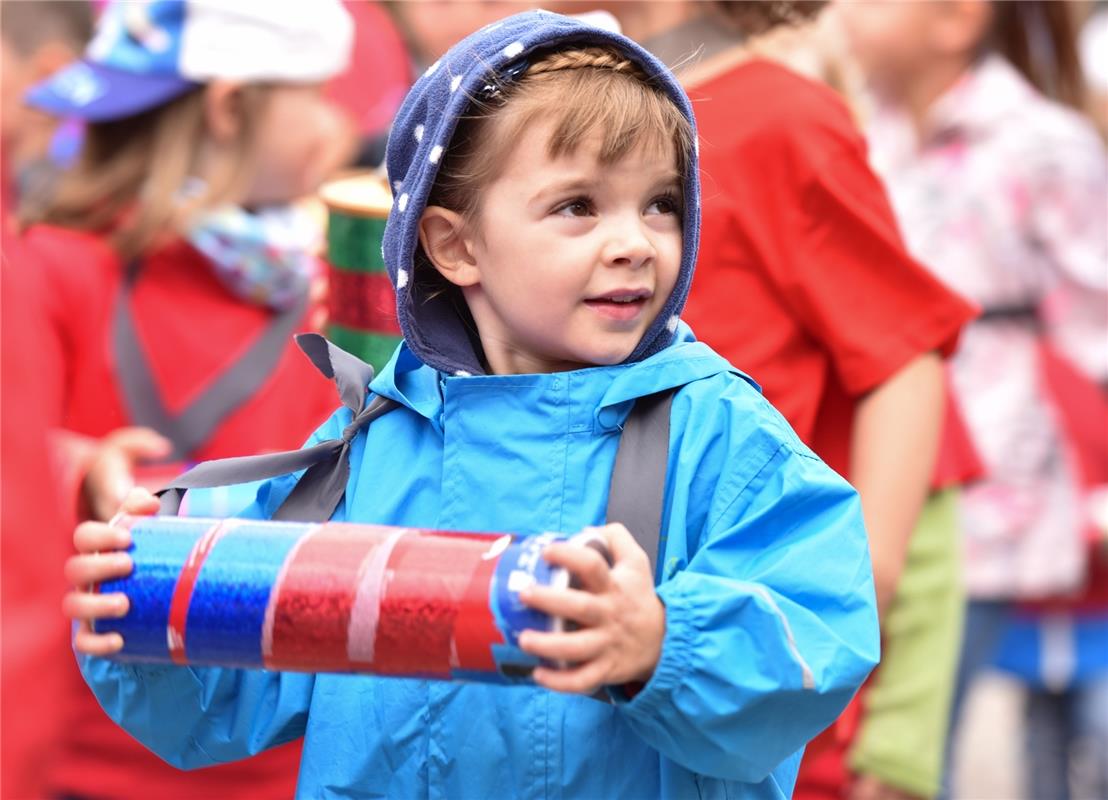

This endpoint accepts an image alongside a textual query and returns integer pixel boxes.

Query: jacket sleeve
[613,440,881,783]
[76,408,351,768]
[78,655,314,769]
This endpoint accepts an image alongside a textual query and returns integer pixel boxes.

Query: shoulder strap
[606,390,675,582]
[157,334,397,521]
[113,264,308,460]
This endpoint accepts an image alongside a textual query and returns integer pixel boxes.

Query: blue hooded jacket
[80,11,879,799]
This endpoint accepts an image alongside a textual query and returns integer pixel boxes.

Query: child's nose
[601,218,655,270]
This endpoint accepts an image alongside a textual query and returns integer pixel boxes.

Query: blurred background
[2,1,1105,799]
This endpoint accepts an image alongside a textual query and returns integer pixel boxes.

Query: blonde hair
[417,46,692,298]
[22,85,272,261]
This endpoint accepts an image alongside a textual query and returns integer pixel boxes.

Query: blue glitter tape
[96,518,212,661]
[183,521,307,667]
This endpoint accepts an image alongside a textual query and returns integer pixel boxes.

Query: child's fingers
[542,541,610,593]
[531,660,607,696]
[72,621,125,657]
[62,590,129,621]
[519,583,604,627]
[518,627,606,664]
[64,552,133,586]
[598,523,651,569]
[73,520,132,554]
[85,450,136,521]
[120,486,160,515]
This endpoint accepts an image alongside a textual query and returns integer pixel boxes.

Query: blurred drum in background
[320,173,401,371]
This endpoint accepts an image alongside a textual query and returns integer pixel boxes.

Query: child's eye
[646,192,681,216]
[553,197,595,217]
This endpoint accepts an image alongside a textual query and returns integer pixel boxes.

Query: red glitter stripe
[166,520,232,665]
[371,533,495,678]
[452,540,507,672]
[267,524,385,672]
[327,268,402,335]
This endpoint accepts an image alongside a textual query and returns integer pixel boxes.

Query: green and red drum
[320,173,402,372]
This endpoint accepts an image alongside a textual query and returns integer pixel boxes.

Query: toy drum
[320,173,402,372]
[95,517,606,684]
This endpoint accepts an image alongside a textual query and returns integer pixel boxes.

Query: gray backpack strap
[607,389,675,582]
[113,265,308,460]
[157,334,397,521]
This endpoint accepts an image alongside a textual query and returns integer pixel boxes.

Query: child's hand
[82,427,172,521]
[63,488,159,656]
[517,523,665,696]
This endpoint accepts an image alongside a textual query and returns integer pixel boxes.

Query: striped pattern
[326,207,402,371]
[327,269,402,334]
[97,518,567,683]
[166,519,236,663]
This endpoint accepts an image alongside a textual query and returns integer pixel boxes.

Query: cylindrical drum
[95,517,596,684]
[320,173,402,373]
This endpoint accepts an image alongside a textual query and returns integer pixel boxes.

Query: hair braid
[523,47,642,79]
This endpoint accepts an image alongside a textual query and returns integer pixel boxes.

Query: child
[0,0,92,215]
[64,11,880,799]
[605,2,980,797]
[839,1,1108,796]
[18,1,353,796]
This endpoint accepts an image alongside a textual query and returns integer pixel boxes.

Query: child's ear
[418,206,480,287]
[203,80,247,142]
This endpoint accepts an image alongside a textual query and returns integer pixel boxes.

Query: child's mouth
[583,292,651,322]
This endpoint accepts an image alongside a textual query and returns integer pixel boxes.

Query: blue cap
[26,59,198,122]
[25,1,198,121]
[25,0,352,122]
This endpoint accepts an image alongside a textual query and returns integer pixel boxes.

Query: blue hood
[381,9,701,377]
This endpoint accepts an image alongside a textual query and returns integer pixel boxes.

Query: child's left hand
[517,523,665,696]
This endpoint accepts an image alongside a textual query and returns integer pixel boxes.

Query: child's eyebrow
[528,177,597,204]
[529,171,682,205]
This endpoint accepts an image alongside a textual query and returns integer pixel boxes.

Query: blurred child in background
[595,2,981,797]
[15,0,355,796]
[840,1,1108,797]
[0,0,92,215]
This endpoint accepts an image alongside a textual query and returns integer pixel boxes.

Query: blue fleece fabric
[381,9,700,376]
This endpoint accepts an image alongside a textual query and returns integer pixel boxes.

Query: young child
[0,0,92,215]
[839,1,1108,796]
[603,3,979,798]
[64,11,880,799]
[17,1,353,796]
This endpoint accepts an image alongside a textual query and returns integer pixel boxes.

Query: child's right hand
[63,488,160,656]
[82,427,172,521]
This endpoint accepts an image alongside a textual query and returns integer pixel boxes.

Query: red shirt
[686,60,979,482]
[685,61,980,799]
[22,226,340,800]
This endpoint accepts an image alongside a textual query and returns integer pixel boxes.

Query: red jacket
[21,225,339,799]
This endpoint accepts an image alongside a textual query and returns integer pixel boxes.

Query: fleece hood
[380,9,701,377]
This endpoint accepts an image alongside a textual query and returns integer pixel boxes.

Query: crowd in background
[1,2,1105,799]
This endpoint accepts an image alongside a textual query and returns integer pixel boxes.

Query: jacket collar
[369,323,752,434]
